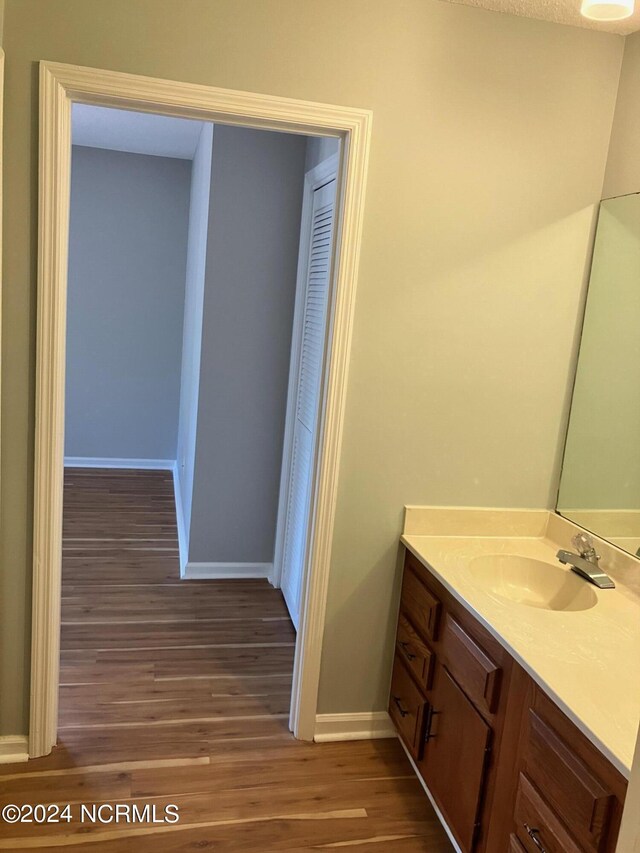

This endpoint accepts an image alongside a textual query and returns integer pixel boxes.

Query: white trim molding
[314,712,396,743]
[63,457,174,470]
[172,463,189,576]
[32,60,372,758]
[0,50,4,504]
[183,562,272,580]
[0,736,29,765]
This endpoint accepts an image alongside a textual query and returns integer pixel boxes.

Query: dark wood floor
[0,468,452,851]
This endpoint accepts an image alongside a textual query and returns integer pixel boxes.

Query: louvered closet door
[281,178,337,629]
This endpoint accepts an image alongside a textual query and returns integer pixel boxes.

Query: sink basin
[469,555,598,612]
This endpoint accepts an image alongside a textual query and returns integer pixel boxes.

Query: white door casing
[32,62,371,756]
[279,166,337,629]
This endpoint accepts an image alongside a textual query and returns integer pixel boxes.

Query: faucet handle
[572,532,599,559]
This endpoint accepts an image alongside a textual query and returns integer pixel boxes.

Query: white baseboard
[314,712,397,743]
[183,562,272,580]
[64,457,174,470]
[399,738,462,853]
[0,736,29,765]
[172,463,188,576]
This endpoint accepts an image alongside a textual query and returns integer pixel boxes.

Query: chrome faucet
[557,533,615,590]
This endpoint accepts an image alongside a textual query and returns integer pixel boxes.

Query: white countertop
[401,528,640,778]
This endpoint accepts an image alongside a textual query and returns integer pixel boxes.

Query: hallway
[0,469,451,851]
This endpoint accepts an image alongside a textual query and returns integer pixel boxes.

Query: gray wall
[305,136,340,172]
[176,124,214,546]
[188,125,306,564]
[65,146,191,461]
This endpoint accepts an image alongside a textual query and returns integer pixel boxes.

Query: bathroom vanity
[388,192,640,853]
[388,510,639,853]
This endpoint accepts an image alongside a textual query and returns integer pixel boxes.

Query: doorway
[30,61,371,758]
[57,102,335,751]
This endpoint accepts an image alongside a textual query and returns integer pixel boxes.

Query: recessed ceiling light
[580,0,634,20]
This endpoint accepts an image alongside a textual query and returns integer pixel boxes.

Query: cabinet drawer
[396,612,433,691]
[509,835,526,853]
[389,654,428,759]
[441,614,501,715]
[524,711,614,851]
[401,567,441,641]
[514,773,583,853]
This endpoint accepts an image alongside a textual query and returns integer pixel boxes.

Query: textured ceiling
[440,0,640,34]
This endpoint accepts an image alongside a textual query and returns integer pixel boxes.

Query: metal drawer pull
[424,706,440,742]
[524,824,547,852]
[399,641,416,660]
[393,696,409,718]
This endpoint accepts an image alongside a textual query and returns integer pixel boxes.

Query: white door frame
[30,61,372,757]
[273,152,339,597]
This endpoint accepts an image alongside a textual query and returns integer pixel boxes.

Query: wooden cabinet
[390,551,512,852]
[441,614,501,715]
[400,565,441,641]
[396,612,434,689]
[509,835,527,853]
[389,548,628,853]
[513,687,626,853]
[514,772,584,853]
[522,710,615,850]
[388,654,428,760]
[418,662,492,852]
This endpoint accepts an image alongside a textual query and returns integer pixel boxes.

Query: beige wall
[0,0,623,734]
[603,31,640,199]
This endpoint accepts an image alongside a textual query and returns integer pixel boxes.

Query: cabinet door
[418,663,491,853]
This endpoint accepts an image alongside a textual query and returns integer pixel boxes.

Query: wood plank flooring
[0,468,452,851]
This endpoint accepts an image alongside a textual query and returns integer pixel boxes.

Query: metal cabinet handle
[399,641,416,661]
[424,706,440,742]
[524,824,547,853]
[393,696,409,718]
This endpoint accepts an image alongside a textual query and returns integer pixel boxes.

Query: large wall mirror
[558,192,640,557]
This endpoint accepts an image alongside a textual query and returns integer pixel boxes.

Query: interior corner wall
[0,0,625,735]
[187,125,306,565]
[602,30,640,199]
[305,136,340,172]
[65,146,191,461]
[176,123,214,553]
